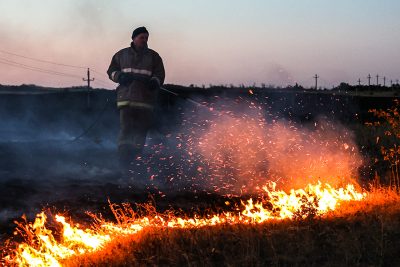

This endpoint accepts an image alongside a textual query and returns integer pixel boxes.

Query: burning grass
[67,197,400,267]
[3,182,400,266]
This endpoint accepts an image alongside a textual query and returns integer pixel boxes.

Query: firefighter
[107,26,165,179]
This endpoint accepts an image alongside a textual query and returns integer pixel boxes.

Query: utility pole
[356,79,361,96]
[390,80,393,86]
[83,68,94,108]
[314,74,319,90]
[383,76,386,87]
[367,74,371,86]
[376,74,379,86]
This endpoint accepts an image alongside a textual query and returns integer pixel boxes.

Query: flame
[242,182,365,222]
[4,181,366,266]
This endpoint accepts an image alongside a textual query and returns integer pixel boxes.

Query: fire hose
[73,86,212,142]
[159,87,213,110]
[72,97,111,142]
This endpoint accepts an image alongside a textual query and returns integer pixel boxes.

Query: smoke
[167,97,363,195]
[263,63,295,87]
[259,118,362,190]
[0,91,121,186]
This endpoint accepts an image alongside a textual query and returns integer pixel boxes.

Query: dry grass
[62,189,400,267]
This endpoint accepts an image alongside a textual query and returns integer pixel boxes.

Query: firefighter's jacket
[107,43,165,109]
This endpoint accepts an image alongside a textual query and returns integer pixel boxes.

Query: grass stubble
[59,188,400,267]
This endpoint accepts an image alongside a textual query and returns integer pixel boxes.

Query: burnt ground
[0,139,240,244]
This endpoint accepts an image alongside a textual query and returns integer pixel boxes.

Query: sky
[0,0,399,89]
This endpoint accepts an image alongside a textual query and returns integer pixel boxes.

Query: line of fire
[1,83,400,266]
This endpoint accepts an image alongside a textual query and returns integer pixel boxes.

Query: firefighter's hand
[149,77,160,91]
[118,73,134,86]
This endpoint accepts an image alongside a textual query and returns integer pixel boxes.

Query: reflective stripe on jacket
[107,43,165,108]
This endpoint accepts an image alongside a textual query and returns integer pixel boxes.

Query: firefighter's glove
[149,77,160,91]
[118,73,134,86]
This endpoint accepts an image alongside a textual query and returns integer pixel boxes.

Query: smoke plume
[173,98,363,195]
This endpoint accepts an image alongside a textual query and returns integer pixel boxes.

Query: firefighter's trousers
[118,106,153,170]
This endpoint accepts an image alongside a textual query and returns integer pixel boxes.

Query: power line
[0,57,82,79]
[91,69,115,85]
[0,57,81,78]
[0,57,115,88]
[0,49,116,87]
[91,69,107,76]
[1,61,111,90]
[90,70,114,84]
[0,49,86,69]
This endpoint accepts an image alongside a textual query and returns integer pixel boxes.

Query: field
[1,85,400,266]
